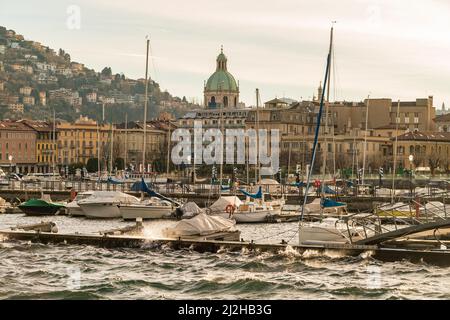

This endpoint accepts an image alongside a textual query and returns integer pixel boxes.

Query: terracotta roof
[374,124,408,130]
[434,113,450,122]
[393,131,450,142]
[19,120,55,132]
[0,121,34,131]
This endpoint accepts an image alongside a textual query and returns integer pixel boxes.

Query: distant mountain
[0,26,199,122]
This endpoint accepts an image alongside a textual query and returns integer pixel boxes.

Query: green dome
[205,48,239,93]
[205,70,238,92]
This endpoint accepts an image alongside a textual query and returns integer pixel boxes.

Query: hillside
[0,26,199,122]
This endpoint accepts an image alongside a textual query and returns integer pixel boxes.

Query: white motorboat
[78,191,140,218]
[66,191,95,216]
[119,197,175,220]
[299,218,364,244]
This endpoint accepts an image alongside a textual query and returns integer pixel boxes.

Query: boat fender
[175,208,184,220]
[51,225,58,233]
[225,204,236,214]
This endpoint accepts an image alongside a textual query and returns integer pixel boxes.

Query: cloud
[1,0,449,106]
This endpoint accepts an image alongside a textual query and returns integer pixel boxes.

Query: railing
[343,196,449,244]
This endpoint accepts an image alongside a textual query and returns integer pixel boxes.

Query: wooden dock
[1,229,449,266]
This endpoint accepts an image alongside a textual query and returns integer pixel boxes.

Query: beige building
[434,113,450,132]
[114,120,176,172]
[394,131,450,174]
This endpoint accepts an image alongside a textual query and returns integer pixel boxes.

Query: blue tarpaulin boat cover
[292,182,307,188]
[321,198,346,208]
[239,186,263,199]
[107,177,124,185]
[321,185,337,194]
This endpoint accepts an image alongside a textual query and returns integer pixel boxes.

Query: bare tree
[428,153,441,177]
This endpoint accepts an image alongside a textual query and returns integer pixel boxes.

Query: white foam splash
[359,250,375,260]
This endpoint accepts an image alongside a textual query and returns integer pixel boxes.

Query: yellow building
[19,120,58,173]
[57,116,112,166]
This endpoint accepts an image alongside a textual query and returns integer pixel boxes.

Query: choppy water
[0,214,449,300]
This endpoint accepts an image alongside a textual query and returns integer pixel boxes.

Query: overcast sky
[1,0,449,108]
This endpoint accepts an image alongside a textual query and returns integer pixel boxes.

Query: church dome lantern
[204,47,239,109]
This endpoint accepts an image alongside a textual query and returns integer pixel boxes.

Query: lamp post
[408,154,414,196]
[8,155,13,175]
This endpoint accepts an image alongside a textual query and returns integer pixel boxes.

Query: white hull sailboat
[299,218,363,244]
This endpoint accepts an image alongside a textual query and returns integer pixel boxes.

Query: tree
[114,158,125,170]
[86,158,99,173]
[428,151,442,177]
[101,67,112,77]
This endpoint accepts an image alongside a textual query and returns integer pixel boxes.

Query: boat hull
[215,211,272,223]
[66,205,85,217]
[299,226,347,243]
[120,205,173,220]
[80,203,121,219]
[18,205,61,216]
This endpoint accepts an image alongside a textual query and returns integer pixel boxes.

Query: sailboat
[209,187,280,223]
[119,179,178,220]
[298,24,360,243]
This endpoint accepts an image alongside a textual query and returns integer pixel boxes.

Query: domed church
[204,47,239,109]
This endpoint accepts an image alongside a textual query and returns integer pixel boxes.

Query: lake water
[0,214,449,300]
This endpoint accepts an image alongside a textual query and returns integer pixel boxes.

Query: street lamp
[408,154,414,196]
[8,155,13,175]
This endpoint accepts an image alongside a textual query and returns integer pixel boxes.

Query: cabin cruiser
[66,191,95,216]
[119,197,176,220]
[78,191,140,218]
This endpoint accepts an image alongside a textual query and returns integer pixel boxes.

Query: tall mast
[322,23,334,181]
[255,88,261,183]
[362,95,370,185]
[109,122,114,176]
[391,100,401,203]
[124,113,128,170]
[219,83,224,195]
[300,27,332,222]
[142,37,150,175]
[97,121,100,178]
[52,108,56,175]
[166,120,171,177]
